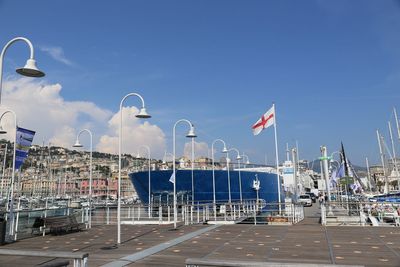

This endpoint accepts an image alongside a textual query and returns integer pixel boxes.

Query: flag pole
[273,103,282,213]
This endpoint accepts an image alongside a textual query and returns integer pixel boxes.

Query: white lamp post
[225,153,232,203]
[241,154,250,165]
[191,137,195,205]
[0,143,7,199]
[228,148,242,202]
[0,37,45,105]
[73,129,93,228]
[137,145,151,217]
[118,93,151,244]
[163,151,174,164]
[211,139,228,220]
[0,108,17,237]
[173,119,196,229]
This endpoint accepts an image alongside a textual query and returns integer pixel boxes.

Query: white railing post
[159,205,162,223]
[14,201,20,241]
[197,205,200,223]
[106,206,109,225]
[254,207,256,225]
[321,204,326,225]
[189,205,192,224]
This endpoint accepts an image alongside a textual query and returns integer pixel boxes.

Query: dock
[0,206,399,266]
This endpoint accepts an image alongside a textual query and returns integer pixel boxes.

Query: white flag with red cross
[251,105,275,136]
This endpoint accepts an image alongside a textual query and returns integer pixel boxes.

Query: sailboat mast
[296,140,300,173]
[388,121,399,176]
[376,130,389,193]
[286,143,290,161]
[394,107,400,141]
[366,157,372,191]
[340,142,349,176]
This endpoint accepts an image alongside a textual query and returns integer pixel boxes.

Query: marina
[0,206,399,266]
[1,1,400,266]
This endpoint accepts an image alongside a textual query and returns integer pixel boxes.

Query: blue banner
[15,127,35,169]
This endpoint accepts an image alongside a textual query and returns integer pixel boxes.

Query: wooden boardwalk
[0,206,399,266]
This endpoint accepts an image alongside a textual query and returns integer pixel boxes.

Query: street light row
[0,37,251,244]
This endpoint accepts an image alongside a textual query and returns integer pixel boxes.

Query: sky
[0,0,399,166]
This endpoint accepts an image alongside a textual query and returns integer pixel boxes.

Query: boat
[130,169,283,205]
[369,192,400,203]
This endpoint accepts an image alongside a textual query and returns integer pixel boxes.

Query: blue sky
[0,0,400,166]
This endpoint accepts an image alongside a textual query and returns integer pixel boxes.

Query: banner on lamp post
[15,127,35,170]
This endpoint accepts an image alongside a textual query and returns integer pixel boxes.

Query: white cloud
[183,141,210,159]
[40,46,73,66]
[1,78,167,158]
[96,106,166,158]
[1,78,112,148]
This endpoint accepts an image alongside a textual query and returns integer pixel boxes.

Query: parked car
[298,194,312,207]
[305,192,317,203]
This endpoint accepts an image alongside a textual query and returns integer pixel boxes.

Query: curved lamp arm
[227,147,241,161]
[1,37,34,59]
[330,151,343,162]
[241,153,250,164]
[0,37,45,105]
[74,129,93,148]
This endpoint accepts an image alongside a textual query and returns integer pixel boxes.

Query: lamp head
[236,155,242,160]
[186,127,197,138]
[246,160,250,165]
[136,107,151,119]
[222,146,228,153]
[73,139,83,148]
[136,152,141,159]
[0,126,6,134]
[16,59,45,78]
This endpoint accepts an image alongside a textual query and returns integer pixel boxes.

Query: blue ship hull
[130,170,283,204]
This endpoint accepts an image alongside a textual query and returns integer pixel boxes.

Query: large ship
[130,169,283,204]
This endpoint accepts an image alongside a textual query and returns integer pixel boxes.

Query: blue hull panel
[130,170,283,204]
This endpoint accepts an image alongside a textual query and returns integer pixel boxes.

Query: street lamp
[0,37,45,105]
[0,108,17,238]
[228,148,242,202]
[191,137,195,205]
[173,119,196,229]
[117,92,151,244]
[73,129,93,228]
[330,151,343,163]
[241,153,250,165]
[163,151,174,164]
[137,145,151,217]
[211,139,228,220]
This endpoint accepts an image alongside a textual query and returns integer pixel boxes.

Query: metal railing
[89,200,304,226]
[320,201,400,226]
[1,206,89,242]
[0,200,306,243]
